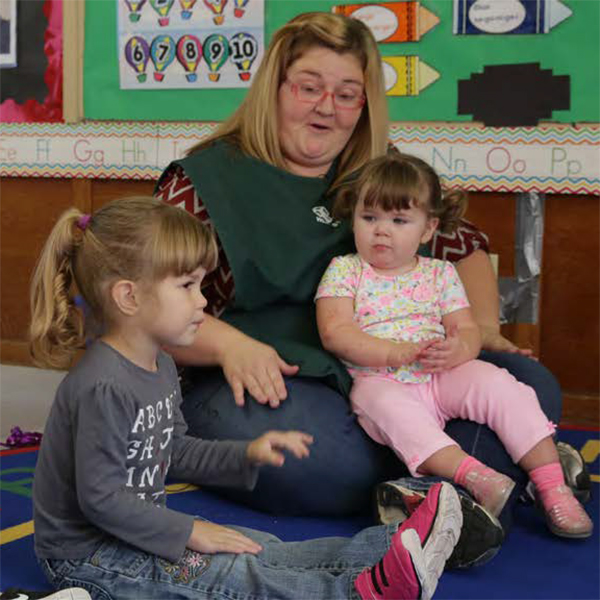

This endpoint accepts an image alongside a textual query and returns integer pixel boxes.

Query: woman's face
[277,47,365,178]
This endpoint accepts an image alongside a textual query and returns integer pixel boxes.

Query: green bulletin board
[84,0,600,123]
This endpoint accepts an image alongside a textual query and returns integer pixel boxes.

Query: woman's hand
[247,430,313,467]
[480,327,535,357]
[221,337,299,408]
[187,520,262,555]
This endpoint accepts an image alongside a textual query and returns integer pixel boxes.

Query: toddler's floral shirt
[315,255,470,383]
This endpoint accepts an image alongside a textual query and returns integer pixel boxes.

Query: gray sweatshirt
[33,341,258,563]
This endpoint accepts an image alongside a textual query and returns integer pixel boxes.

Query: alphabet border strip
[1,121,598,195]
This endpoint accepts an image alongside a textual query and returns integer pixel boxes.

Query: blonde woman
[155,10,572,559]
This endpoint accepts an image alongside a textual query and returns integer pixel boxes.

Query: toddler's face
[353,198,438,276]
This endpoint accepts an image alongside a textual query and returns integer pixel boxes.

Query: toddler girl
[316,154,592,538]
[30,196,462,600]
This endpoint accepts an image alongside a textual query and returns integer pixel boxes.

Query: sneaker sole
[376,481,504,570]
[400,483,463,600]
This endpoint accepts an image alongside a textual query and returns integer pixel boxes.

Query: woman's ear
[420,217,439,244]
[110,280,140,317]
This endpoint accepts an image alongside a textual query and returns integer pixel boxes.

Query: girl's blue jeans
[40,524,396,599]
[180,350,562,525]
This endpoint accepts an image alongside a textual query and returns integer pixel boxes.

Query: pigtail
[437,188,468,235]
[29,209,86,369]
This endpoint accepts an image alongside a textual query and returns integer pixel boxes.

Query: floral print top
[315,255,470,383]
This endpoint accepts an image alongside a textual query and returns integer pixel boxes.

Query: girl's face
[141,266,208,348]
[353,197,439,276]
[277,47,365,178]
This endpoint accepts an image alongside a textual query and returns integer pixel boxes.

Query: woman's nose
[315,91,335,114]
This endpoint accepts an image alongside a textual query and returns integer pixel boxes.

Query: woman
[155,12,567,525]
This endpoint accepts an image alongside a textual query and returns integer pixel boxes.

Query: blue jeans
[181,352,562,523]
[39,524,396,599]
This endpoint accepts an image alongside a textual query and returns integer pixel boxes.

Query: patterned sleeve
[154,164,234,317]
[428,219,490,263]
[438,261,470,315]
[315,255,360,300]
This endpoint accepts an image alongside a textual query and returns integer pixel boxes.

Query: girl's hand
[221,337,299,408]
[247,431,313,467]
[418,329,468,372]
[480,328,536,358]
[388,340,434,368]
[187,520,262,555]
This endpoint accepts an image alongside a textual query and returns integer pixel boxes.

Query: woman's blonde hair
[188,11,389,189]
[29,196,217,369]
[334,151,468,233]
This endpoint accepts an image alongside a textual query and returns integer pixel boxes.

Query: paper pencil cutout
[453,0,572,35]
[458,63,570,126]
[333,1,439,43]
[382,56,439,96]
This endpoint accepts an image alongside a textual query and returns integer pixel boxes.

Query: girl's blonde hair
[187,11,389,190]
[333,151,468,233]
[29,196,217,369]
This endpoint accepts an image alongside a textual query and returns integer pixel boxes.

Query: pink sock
[453,456,478,487]
[529,462,565,503]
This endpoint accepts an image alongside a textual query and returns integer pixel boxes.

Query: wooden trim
[0,340,34,366]
[561,393,600,430]
[72,178,93,213]
[63,0,85,123]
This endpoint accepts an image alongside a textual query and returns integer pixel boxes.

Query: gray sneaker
[376,478,504,570]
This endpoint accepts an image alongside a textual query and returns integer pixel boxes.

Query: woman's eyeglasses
[285,79,366,110]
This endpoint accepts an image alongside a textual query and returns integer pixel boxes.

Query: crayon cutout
[333,1,439,43]
[458,63,570,126]
[453,0,572,35]
[382,56,439,96]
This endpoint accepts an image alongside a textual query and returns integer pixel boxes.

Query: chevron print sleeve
[154,164,235,317]
[428,219,490,263]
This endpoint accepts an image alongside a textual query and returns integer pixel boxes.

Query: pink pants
[350,359,556,476]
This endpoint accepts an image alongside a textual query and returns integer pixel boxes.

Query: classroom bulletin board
[84,0,600,123]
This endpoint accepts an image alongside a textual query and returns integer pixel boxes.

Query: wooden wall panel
[540,194,600,394]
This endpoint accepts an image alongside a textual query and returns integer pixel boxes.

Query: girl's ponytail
[29,209,86,368]
[437,188,468,234]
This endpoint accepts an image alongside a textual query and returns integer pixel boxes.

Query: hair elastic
[77,214,91,231]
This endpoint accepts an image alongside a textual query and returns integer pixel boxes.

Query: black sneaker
[376,478,504,570]
[521,441,592,505]
[0,589,91,600]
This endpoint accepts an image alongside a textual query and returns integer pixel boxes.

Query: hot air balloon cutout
[202,34,229,81]
[229,32,257,81]
[125,36,151,82]
[176,35,202,82]
[233,0,249,18]
[150,35,176,81]
[124,0,147,22]
[204,0,228,25]
[179,0,197,19]
[149,0,174,26]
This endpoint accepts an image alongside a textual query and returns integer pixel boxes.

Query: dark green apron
[166,140,355,396]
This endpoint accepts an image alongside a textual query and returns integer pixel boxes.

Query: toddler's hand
[418,327,466,372]
[388,340,433,368]
[187,520,262,554]
[247,430,313,467]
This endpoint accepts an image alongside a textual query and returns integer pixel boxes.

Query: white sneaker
[0,589,92,600]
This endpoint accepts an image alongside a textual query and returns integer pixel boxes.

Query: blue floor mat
[1,427,598,598]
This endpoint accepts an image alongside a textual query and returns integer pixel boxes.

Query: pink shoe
[462,465,515,518]
[354,482,462,600]
[540,484,593,539]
